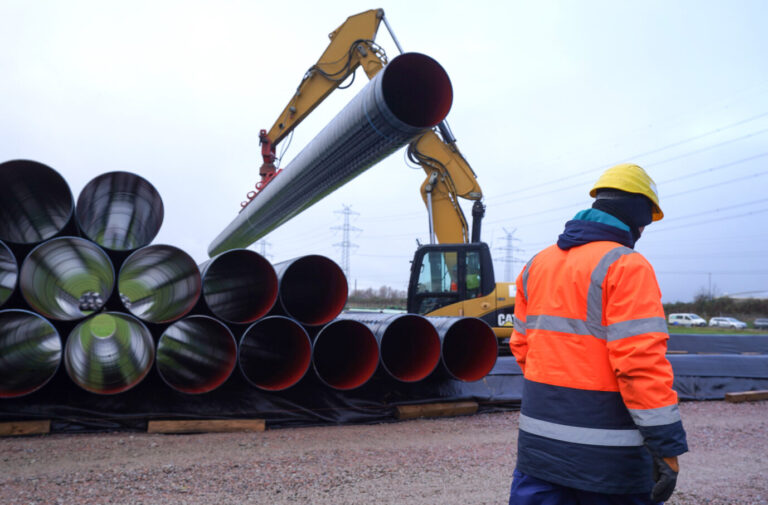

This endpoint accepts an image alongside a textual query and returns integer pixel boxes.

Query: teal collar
[572,208,630,231]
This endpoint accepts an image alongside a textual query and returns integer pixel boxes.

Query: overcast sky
[2,0,767,303]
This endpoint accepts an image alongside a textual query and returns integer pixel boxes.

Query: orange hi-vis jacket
[510,240,688,494]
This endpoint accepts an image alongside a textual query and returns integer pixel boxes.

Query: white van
[668,313,707,327]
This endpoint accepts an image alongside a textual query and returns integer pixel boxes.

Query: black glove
[651,455,678,503]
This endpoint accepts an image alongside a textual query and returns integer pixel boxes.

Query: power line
[485,111,768,203]
[491,156,768,228]
[661,197,768,223]
[256,239,273,260]
[331,204,360,281]
[649,206,768,233]
[495,228,523,282]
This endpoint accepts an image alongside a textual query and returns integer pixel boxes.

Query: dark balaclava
[591,188,654,243]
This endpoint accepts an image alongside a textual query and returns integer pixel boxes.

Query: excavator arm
[409,126,483,244]
[251,9,386,205]
[246,8,484,250]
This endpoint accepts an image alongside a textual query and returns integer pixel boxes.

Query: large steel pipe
[339,312,440,382]
[64,312,154,394]
[209,52,453,256]
[239,316,312,391]
[272,255,348,326]
[20,237,115,321]
[0,241,17,308]
[157,315,237,394]
[0,309,61,398]
[426,316,498,382]
[76,171,164,252]
[199,249,278,324]
[0,160,77,248]
[312,319,379,390]
[118,245,201,324]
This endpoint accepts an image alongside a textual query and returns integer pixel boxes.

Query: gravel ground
[1,400,766,505]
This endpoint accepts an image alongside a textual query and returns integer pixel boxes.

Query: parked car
[754,318,768,330]
[708,317,748,329]
[668,313,707,327]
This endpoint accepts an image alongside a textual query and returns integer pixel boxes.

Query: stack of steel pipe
[0,52,499,404]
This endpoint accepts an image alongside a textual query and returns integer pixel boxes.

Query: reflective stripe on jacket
[510,240,688,494]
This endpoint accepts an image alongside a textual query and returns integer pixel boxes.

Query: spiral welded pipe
[271,255,347,327]
[118,244,201,324]
[198,249,278,325]
[238,316,312,391]
[157,315,237,394]
[64,312,155,395]
[208,52,453,256]
[0,241,17,309]
[338,312,441,383]
[0,309,62,398]
[19,237,115,321]
[76,171,164,253]
[311,318,380,390]
[425,316,498,382]
[0,160,78,255]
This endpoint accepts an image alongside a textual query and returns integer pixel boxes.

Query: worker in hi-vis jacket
[508,163,688,505]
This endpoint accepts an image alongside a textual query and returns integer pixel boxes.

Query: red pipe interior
[313,320,379,390]
[239,317,311,391]
[442,318,498,382]
[380,316,440,382]
[382,53,453,128]
[279,256,348,326]
[203,250,278,324]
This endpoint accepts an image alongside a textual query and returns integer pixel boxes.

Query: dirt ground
[1,400,766,505]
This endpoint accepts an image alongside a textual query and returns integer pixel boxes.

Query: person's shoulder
[614,248,654,271]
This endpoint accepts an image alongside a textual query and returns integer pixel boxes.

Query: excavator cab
[407,242,496,315]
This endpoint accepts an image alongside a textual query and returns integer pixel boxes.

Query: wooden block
[147,419,265,434]
[0,420,51,437]
[725,390,768,403]
[396,401,478,420]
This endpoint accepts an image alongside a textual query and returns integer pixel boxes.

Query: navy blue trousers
[509,469,662,505]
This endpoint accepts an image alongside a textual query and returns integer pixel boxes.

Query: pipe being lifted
[0,160,77,248]
[426,316,498,382]
[199,249,278,324]
[0,309,61,398]
[157,315,237,394]
[339,312,440,382]
[20,237,115,321]
[273,255,347,326]
[118,244,201,324]
[0,241,17,308]
[76,171,164,252]
[208,52,453,256]
[64,312,154,395]
[312,319,379,390]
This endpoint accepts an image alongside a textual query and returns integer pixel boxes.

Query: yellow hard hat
[589,163,663,221]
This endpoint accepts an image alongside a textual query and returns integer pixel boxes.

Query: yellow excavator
[248,9,515,347]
